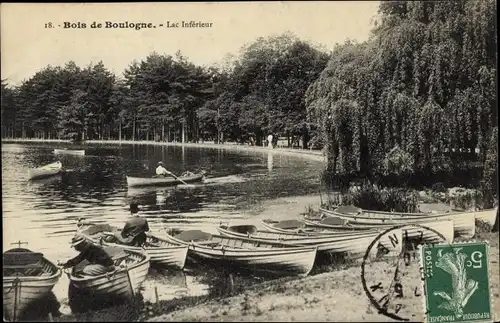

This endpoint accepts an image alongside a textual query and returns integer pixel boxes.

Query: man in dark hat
[119,203,150,247]
[155,161,174,178]
[59,234,115,275]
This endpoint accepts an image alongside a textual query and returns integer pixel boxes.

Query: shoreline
[1,138,326,163]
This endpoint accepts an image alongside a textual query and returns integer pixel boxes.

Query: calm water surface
[2,142,323,313]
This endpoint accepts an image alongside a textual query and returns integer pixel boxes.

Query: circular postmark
[361,224,449,321]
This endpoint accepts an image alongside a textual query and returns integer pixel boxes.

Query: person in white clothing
[267,134,274,149]
[155,161,174,177]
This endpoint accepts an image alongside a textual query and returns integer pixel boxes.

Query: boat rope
[5,277,20,294]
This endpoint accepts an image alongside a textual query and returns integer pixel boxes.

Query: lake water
[1,142,324,314]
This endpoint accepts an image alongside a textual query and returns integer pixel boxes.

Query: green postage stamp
[421,242,493,323]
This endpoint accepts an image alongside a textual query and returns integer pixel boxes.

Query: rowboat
[261,219,358,234]
[65,246,149,300]
[302,218,455,243]
[53,148,85,156]
[28,161,62,180]
[163,229,318,277]
[3,248,62,322]
[321,207,477,238]
[80,224,189,270]
[217,225,402,259]
[126,173,205,187]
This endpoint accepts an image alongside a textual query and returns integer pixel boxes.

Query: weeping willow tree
[306,0,497,197]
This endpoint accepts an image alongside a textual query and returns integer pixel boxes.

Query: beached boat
[80,224,189,270]
[53,148,85,156]
[28,161,62,180]
[65,246,149,300]
[126,173,205,187]
[321,207,477,239]
[301,218,455,243]
[261,219,359,234]
[163,229,318,277]
[217,225,402,259]
[3,248,62,322]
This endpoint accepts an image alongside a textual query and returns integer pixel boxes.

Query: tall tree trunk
[162,123,165,142]
[302,129,309,150]
[132,117,136,141]
[119,119,122,141]
[182,121,186,143]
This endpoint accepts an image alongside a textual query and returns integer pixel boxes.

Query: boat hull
[216,226,402,259]
[80,225,188,270]
[28,162,62,180]
[126,174,204,187]
[3,250,62,321]
[322,208,477,239]
[164,232,317,277]
[53,149,85,156]
[302,219,455,243]
[67,249,149,299]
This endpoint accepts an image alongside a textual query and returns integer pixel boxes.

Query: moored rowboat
[302,218,455,243]
[65,246,149,300]
[3,248,62,322]
[126,173,204,187]
[80,224,189,270]
[163,229,318,277]
[53,148,85,156]
[217,225,403,259]
[321,207,477,238]
[28,161,62,180]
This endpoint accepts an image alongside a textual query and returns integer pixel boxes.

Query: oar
[169,173,196,188]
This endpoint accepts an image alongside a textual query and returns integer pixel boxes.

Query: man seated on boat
[59,234,115,275]
[156,161,174,178]
[119,203,150,247]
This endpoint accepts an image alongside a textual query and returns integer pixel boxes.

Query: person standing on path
[267,134,274,149]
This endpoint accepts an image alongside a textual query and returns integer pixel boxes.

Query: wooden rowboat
[163,229,318,277]
[321,207,478,238]
[28,161,62,180]
[261,219,359,234]
[126,173,204,187]
[80,224,189,270]
[3,248,62,322]
[53,148,85,156]
[302,218,455,243]
[65,246,149,300]
[217,225,402,259]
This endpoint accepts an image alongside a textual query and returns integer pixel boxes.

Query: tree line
[1,1,497,201]
[1,32,328,148]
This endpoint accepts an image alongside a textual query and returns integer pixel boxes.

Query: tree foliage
[306,0,497,194]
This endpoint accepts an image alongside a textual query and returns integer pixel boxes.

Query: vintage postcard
[1,1,498,322]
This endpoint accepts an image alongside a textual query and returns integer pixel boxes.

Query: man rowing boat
[156,161,174,177]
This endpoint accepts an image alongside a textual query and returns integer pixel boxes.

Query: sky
[1,2,380,86]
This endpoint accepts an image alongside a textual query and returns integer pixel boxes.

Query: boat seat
[3,251,44,266]
[274,220,305,229]
[85,224,116,236]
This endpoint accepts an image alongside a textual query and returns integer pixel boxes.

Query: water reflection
[268,151,274,172]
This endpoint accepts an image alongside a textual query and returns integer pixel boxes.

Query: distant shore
[1,138,326,163]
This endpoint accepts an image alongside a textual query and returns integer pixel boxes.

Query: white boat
[80,224,189,270]
[53,148,85,156]
[217,225,402,259]
[301,218,455,243]
[126,173,204,187]
[163,229,318,277]
[28,161,62,180]
[322,207,477,239]
[65,246,149,300]
[3,248,62,322]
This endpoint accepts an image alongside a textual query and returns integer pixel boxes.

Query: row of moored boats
[4,205,497,321]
